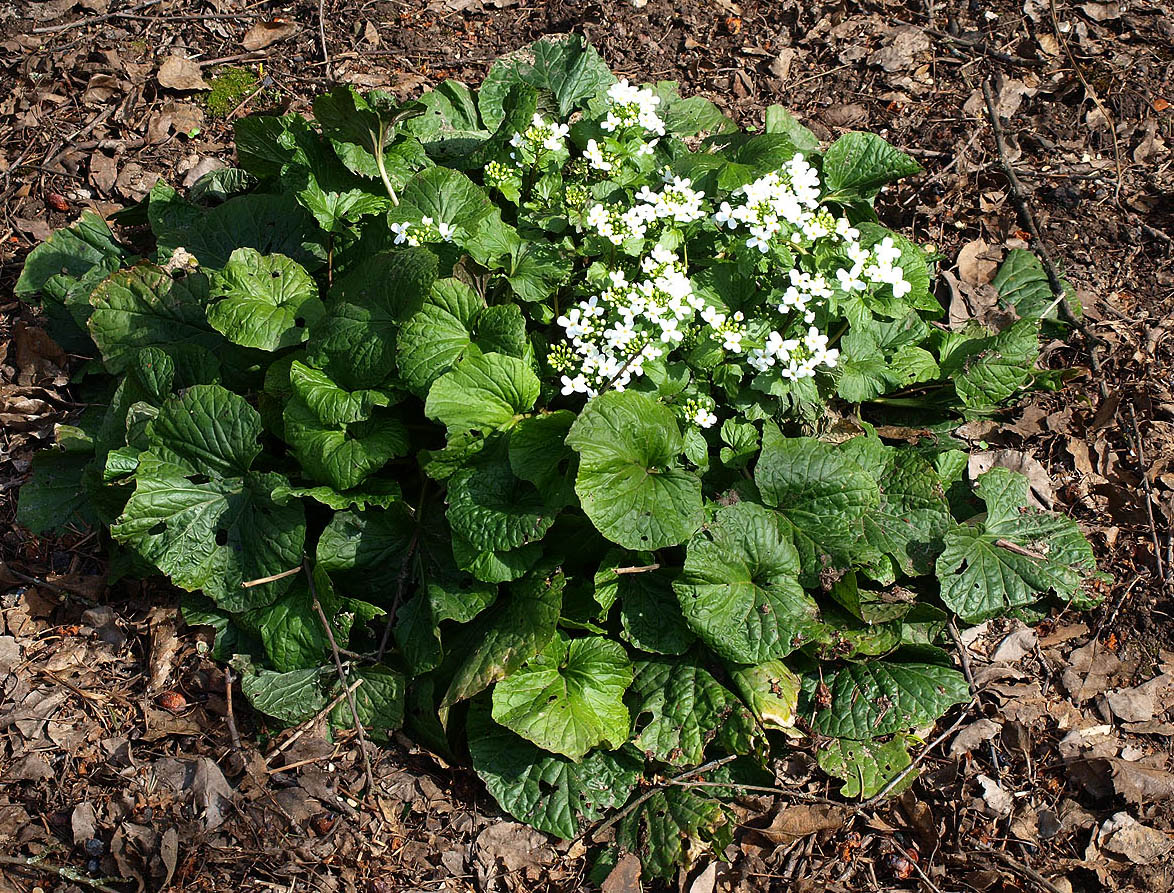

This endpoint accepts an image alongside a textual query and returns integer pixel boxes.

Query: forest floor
[1,0,1173,891]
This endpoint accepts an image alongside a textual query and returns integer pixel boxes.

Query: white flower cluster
[747,326,840,379]
[635,172,706,224]
[584,202,656,245]
[555,247,701,395]
[600,79,665,136]
[712,155,823,252]
[835,235,911,298]
[390,216,456,247]
[509,113,571,158]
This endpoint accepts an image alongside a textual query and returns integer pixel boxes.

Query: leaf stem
[372,122,399,206]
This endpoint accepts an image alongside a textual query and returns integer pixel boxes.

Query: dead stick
[31,0,162,33]
[304,562,377,796]
[974,839,1067,893]
[949,619,1001,771]
[1127,402,1166,581]
[224,667,242,752]
[241,565,301,589]
[317,0,332,80]
[265,679,362,762]
[614,564,661,575]
[0,855,125,893]
[981,77,1108,400]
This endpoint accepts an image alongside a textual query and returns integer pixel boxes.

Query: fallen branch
[974,838,1067,893]
[304,561,377,796]
[0,854,126,893]
[982,77,1108,400]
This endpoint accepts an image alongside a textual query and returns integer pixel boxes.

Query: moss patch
[204,68,261,118]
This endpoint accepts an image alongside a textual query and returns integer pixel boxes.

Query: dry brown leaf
[956,238,1003,287]
[601,853,642,893]
[1080,1,1121,21]
[1100,812,1174,863]
[968,449,1055,509]
[89,151,118,194]
[241,20,298,51]
[758,804,846,843]
[949,718,1002,757]
[157,55,209,91]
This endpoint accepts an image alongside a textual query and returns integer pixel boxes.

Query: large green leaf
[508,411,578,508]
[16,449,96,535]
[239,666,328,724]
[567,391,703,550]
[16,211,125,298]
[936,467,1101,622]
[329,665,405,742]
[616,786,733,880]
[284,397,408,492]
[446,448,557,552]
[839,436,952,575]
[305,248,437,390]
[149,182,325,271]
[440,570,563,714]
[492,634,633,760]
[425,352,539,433]
[675,502,824,663]
[992,248,1076,321]
[206,248,324,351]
[478,35,615,130]
[818,735,916,798]
[88,264,223,374]
[467,701,642,839]
[391,166,495,233]
[396,278,483,393]
[110,386,304,612]
[943,320,1040,409]
[728,659,802,733]
[754,434,878,584]
[625,658,757,767]
[822,132,922,200]
[807,660,969,739]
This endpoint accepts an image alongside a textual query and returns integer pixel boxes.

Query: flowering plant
[16,37,1102,876]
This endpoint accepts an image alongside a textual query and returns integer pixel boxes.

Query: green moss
[204,68,261,118]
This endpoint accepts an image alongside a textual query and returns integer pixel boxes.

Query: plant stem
[372,122,399,206]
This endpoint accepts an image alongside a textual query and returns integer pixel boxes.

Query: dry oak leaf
[157,55,209,91]
[241,20,298,50]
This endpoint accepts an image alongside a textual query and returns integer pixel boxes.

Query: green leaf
[441,570,564,714]
[110,386,304,612]
[763,106,820,153]
[992,248,1075,321]
[675,502,824,663]
[425,352,539,433]
[474,303,529,358]
[397,278,483,393]
[616,786,733,880]
[329,665,405,742]
[284,396,408,492]
[16,449,95,534]
[451,532,541,583]
[822,132,922,200]
[271,478,402,510]
[239,666,327,724]
[149,183,325,271]
[492,633,633,760]
[446,449,557,552]
[626,658,757,767]
[304,247,436,390]
[729,659,802,734]
[508,411,578,507]
[88,264,223,374]
[755,436,879,585]
[506,243,572,303]
[839,436,952,575]
[15,211,126,312]
[392,166,495,233]
[478,36,615,130]
[258,580,332,671]
[206,248,324,351]
[818,735,916,798]
[567,391,703,551]
[943,320,1040,409]
[936,467,1101,622]
[468,700,642,839]
[807,660,969,739]
[614,569,695,656]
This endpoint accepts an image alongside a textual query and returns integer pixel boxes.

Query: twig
[304,562,377,797]
[265,679,363,762]
[241,566,301,589]
[993,538,1046,561]
[587,755,738,844]
[0,854,125,892]
[949,620,1001,771]
[974,839,1067,893]
[317,0,332,80]
[981,77,1108,400]
[31,0,162,33]
[667,779,842,806]
[376,514,422,660]
[1048,0,1124,202]
[1127,402,1166,582]
[224,667,242,752]
[614,564,662,575]
[855,698,979,812]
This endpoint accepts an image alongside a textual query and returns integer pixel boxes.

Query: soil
[2,1,1173,891]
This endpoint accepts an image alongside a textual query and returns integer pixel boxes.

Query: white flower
[713,202,737,229]
[436,222,456,242]
[693,407,718,428]
[390,221,415,246]
[722,331,744,352]
[584,138,613,172]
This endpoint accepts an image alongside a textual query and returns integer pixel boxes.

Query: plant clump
[15,36,1104,878]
